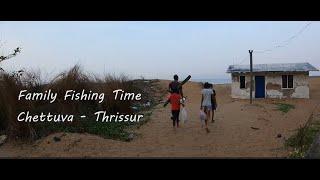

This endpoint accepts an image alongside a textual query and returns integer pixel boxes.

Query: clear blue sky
[0,21,319,80]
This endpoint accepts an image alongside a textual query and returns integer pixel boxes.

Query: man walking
[169,74,184,97]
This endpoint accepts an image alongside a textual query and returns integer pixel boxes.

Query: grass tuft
[285,115,320,158]
[275,103,295,113]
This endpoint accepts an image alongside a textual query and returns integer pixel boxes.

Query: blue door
[255,76,265,98]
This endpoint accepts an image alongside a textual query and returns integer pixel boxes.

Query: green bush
[286,121,320,158]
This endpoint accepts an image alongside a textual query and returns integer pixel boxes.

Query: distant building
[227,62,319,99]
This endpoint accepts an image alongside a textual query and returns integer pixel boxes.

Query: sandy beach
[1,77,320,158]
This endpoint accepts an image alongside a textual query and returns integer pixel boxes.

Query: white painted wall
[231,74,253,99]
[292,74,309,98]
[265,74,283,98]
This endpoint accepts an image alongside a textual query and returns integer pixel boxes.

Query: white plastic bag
[199,110,206,125]
[179,107,188,123]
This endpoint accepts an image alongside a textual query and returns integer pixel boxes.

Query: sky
[0,21,319,81]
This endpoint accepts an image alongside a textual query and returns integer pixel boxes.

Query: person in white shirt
[200,82,214,133]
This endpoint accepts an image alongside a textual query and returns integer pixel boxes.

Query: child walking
[209,83,217,123]
[164,88,182,130]
[200,82,214,133]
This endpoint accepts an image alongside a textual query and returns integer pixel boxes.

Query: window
[288,75,293,88]
[282,75,293,89]
[240,76,245,89]
[282,75,287,88]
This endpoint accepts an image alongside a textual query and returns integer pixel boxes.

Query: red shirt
[169,93,181,110]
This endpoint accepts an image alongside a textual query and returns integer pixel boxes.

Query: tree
[0,47,21,71]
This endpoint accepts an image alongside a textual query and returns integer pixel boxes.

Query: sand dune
[1,78,320,158]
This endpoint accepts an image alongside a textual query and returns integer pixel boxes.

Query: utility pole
[249,50,253,104]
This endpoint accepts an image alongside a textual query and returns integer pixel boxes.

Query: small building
[226,62,318,99]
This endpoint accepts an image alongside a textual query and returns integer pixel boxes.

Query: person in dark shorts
[209,83,217,123]
[164,88,182,130]
[169,74,184,97]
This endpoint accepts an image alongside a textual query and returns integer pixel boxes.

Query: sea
[191,78,231,85]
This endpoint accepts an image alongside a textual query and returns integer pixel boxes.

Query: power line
[255,22,312,54]
[232,54,249,65]
[233,22,312,65]
[262,57,307,60]
[238,54,249,65]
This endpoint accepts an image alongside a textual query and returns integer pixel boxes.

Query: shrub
[0,65,144,141]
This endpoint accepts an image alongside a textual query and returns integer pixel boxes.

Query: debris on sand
[53,136,61,142]
[251,127,260,130]
[131,106,139,110]
[143,101,151,107]
[277,134,282,138]
[258,117,270,122]
[0,135,7,146]
[52,133,67,142]
[127,133,135,141]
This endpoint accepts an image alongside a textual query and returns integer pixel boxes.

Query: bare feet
[205,128,210,133]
